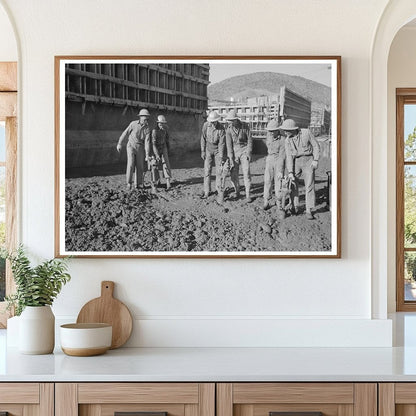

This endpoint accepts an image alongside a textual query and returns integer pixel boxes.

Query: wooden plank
[0,62,17,91]
[79,404,101,416]
[216,384,233,416]
[38,383,54,416]
[354,384,377,416]
[233,383,354,404]
[55,383,78,416]
[337,404,354,416]
[239,405,253,416]
[396,404,416,416]
[199,384,215,416]
[23,404,38,416]
[379,384,395,416]
[395,383,416,403]
[397,88,416,96]
[78,383,199,404]
[185,403,199,416]
[0,383,39,403]
[0,92,17,120]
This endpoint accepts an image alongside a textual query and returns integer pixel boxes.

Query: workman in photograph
[263,119,288,219]
[150,115,172,191]
[225,109,253,203]
[117,108,151,190]
[200,110,226,204]
[281,118,320,220]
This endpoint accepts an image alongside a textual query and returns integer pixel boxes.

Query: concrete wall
[66,102,203,170]
[0,0,396,347]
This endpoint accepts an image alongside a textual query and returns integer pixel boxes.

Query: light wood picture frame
[55,56,341,258]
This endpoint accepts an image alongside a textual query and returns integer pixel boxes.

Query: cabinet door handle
[270,413,323,416]
[115,412,168,416]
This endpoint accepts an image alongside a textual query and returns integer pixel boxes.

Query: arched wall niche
[371,0,416,318]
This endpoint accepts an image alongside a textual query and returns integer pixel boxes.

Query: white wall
[387,26,416,312]
[0,0,394,347]
[0,2,16,61]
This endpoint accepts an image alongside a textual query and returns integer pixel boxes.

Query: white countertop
[2,313,416,382]
[2,345,416,382]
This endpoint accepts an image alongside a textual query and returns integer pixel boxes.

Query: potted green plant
[4,246,71,354]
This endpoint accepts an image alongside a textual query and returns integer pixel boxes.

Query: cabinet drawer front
[0,383,39,403]
[78,383,200,404]
[233,384,354,404]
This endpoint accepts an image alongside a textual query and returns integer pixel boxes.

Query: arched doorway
[371,1,416,318]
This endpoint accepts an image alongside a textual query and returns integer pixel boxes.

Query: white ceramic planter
[19,306,55,354]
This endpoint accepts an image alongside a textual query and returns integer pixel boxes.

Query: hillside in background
[208,72,331,106]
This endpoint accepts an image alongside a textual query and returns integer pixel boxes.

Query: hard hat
[279,118,299,131]
[225,109,239,121]
[207,111,221,122]
[266,119,280,131]
[138,109,151,117]
[157,115,167,123]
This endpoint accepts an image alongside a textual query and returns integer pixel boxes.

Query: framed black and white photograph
[55,56,341,258]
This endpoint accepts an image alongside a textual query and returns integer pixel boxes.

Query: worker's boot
[306,209,315,220]
[166,179,171,190]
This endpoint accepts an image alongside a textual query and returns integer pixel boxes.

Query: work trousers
[126,142,145,187]
[292,155,316,210]
[230,149,251,196]
[204,147,223,195]
[263,154,286,208]
[151,147,172,182]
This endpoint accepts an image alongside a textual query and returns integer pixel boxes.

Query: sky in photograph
[209,63,332,87]
[405,104,416,139]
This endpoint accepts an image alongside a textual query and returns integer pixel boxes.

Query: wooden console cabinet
[3,381,415,416]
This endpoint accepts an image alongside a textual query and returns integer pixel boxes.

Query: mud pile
[65,154,332,253]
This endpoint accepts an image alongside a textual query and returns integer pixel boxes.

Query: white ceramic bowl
[60,323,112,356]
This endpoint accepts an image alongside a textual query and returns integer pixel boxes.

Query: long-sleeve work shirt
[201,121,226,159]
[226,120,252,159]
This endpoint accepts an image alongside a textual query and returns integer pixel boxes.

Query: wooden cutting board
[76,281,133,349]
